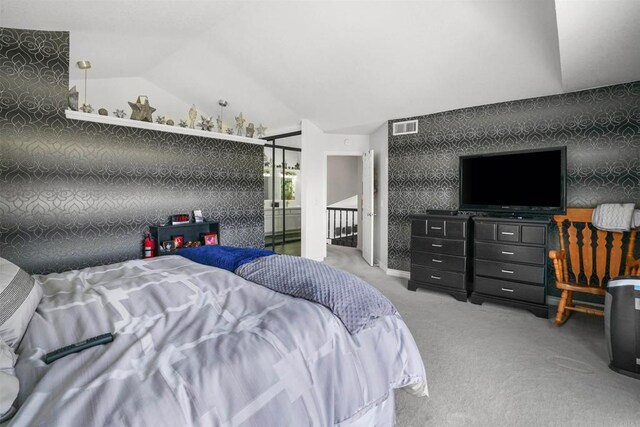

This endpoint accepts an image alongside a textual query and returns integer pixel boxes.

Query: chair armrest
[549,250,565,260]
[549,250,566,283]
[626,256,640,276]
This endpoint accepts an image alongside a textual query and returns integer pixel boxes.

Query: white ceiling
[1,0,639,135]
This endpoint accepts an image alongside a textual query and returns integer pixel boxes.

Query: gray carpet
[324,245,640,427]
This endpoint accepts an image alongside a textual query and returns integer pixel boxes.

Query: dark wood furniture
[549,208,639,325]
[149,221,220,256]
[469,216,550,318]
[408,214,472,301]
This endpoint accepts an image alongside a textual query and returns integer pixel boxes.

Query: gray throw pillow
[0,257,42,350]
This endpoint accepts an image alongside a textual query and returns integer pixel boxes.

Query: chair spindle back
[553,208,637,288]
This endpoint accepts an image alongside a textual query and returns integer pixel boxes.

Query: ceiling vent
[392,120,418,135]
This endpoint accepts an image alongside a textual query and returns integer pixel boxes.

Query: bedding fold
[235,254,398,334]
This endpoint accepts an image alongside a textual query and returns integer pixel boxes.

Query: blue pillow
[177,245,275,272]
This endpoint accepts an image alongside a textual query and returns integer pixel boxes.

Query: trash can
[605,276,640,380]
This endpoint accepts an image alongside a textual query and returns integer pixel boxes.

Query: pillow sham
[0,257,42,350]
[0,338,18,422]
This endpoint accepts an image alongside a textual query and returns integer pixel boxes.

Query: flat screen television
[459,146,567,215]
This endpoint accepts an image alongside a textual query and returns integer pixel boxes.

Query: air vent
[392,120,418,135]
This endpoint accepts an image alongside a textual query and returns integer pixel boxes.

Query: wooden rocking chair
[549,208,639,326]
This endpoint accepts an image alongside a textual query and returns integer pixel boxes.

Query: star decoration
[155,115,166,125]
[256,123,267,138]
[235,112,246,136]
[198,116,215,131]
[113,109,126,118]
[128,96,156,122]
[178,119,188,128]
[225,128,234,135]
[80,104,93,113]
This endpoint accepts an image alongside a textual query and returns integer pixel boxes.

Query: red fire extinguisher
[143,231,155,258]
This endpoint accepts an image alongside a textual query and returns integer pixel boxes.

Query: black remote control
[44,333,114,364]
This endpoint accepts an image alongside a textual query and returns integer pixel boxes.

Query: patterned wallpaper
[0,27,264,274]
[389,82,640,271]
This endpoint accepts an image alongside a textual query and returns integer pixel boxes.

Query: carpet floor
[324,245,640,427]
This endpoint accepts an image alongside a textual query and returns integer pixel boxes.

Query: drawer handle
[501,269,514,274]
[430,226,442,230]
[501,251,514,255]
[501,287,514,293]
[430,275,441,280]
[431,259,443,263]
[501,231,515,236]
[431,244,443,248]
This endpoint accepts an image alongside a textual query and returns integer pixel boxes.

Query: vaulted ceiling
[2,0,639,135]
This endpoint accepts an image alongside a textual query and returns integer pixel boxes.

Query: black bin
[605,276,640,380]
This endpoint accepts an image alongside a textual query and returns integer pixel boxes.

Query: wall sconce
[77,60,92,112]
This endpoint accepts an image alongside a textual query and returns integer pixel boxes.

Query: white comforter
[11,256,427,426]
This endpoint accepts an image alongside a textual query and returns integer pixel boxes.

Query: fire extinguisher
[143,231,155,258]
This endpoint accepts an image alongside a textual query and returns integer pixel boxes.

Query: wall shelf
[65,110,265,146]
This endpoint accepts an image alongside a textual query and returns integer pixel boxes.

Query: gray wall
[388,82,640,272]
[0,27,264,274]
[327,156,360,205]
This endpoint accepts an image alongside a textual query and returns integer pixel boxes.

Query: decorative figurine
[235,112,246,136]
[166,119,174,126]
[256,123,267,138]
[68,86,79,111]
[128,96,156,122]
[155,115,166,125]
[113,109,126,118]
[98,108,108,116]
[216,115,223,133]
[198,116,215,131]
[80,104,93,113]
[178,119,188,128]
[245,122,255,138]
[225,128,234,134]
[187,105,198,129]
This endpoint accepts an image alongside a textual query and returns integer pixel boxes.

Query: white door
[362,150,374,266]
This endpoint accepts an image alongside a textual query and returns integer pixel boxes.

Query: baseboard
[387,268,410,279]
[375,258,387,274]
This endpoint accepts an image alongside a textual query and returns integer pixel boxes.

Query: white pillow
[0,338,18,422]
[0,257,42,350]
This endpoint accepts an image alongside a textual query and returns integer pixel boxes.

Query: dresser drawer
[411,237,466,256]
[497,224,519,242]
[474,276,545,304]
[475,222,497,241]
[475,259,545,285]
[411,266,466,290]
[522,225,546,245]
[412,251,466,273]
[474,242,545,265]
[412,219,466,239]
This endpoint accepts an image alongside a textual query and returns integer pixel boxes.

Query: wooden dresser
[469,216,549,318]
[408,214,472,301]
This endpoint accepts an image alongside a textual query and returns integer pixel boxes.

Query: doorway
[264,132,302,255]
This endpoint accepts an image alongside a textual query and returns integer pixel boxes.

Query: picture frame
[193,209,204,223]
[161,240,176,252]
[201,232,218,246]
[172,235,184,248]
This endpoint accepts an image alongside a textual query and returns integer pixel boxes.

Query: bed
[1,250,428,426]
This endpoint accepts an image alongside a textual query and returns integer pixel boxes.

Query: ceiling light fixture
[77,60,92,112]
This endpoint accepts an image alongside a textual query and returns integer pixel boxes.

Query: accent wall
[388,82,640,271]
[0,27,264,274]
